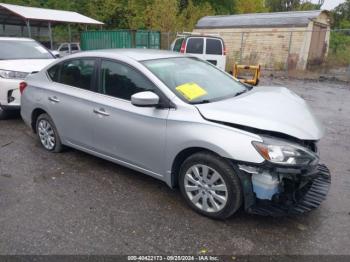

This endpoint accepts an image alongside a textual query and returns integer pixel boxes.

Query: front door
[91,59,169,176]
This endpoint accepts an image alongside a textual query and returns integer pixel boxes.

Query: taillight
[180,40,186,53]
[223,46,227,56]
[19,82,27,94]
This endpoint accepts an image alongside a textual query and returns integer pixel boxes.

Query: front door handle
[93,108,110,117]
[48,96,60,103]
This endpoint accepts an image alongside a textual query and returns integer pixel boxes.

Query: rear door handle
[48,96,60,103]
[93,108,110,117]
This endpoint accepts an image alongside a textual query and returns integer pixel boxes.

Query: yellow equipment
[233,64,261,86]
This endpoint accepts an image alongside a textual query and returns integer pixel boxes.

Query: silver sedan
[20,49,330,219]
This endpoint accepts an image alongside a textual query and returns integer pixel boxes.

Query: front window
[142,57,247,104]
[0,40,54,60]
[99,60,156,100]
[59,44,69,52]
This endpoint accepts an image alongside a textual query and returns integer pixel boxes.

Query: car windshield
[142,57,247,104]
[0,40,54,60]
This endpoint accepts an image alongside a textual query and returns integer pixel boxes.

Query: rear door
[45,58,97,149]
[203,38,226,71]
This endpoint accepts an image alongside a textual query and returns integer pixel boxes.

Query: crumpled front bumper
[238,164,331,216]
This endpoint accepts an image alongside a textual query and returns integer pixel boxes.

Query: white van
[170,34,227,71]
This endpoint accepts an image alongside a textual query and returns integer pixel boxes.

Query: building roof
[195,10,328,29]
[0,3,103,26]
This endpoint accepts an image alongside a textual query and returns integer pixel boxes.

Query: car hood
[195,86,324,140]
[0,59,55,73]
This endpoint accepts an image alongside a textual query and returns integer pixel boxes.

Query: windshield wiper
[234,89,249,97]
[192,99,211,104]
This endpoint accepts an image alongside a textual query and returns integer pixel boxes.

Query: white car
[170,34,227,71]
[56,42,81,57]
[0,37,55,119]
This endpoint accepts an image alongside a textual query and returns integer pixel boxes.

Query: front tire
[36,113,63,153]
[179,152,242,219]
[0,107,8,120]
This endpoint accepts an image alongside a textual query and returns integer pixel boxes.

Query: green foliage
[235,0,269,14]
[145,0,180,32]
[332,0,350,28]
[1,0,348,33]
[327,32,350,66]
[330,31,350,54]
[265,0,322,12]
[178,0,214,31]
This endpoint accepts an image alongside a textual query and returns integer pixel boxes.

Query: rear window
[206,38,223,55]
[71,44,79,51]
[48,64,60,82]
[186,38,204,54]
[173,38,184,52]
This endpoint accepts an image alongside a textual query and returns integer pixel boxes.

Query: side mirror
[131,91,160,107]
[51,50,61,58]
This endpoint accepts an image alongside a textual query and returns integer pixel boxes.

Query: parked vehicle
[0,37,55,119]
[56,42,81,57]
[20,49,330,219]
[170,33,227,71]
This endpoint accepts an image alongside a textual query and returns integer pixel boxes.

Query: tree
[332,0,350,28]
[193,0,235,14]
[146,0,180,32]
[298,0,324,10]
[127,0,154,29]
[235,0,268,14]
[179,0,214,31]
[266,0,323,12]
[266,0,301,11]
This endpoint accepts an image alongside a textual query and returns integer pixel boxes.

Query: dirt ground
[0,78,349,255]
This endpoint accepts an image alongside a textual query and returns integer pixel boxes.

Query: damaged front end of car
[236,136,331,216]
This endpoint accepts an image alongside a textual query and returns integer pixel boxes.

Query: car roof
[74,49,186,62]
[177,35,224,40]
[0,37,35,41]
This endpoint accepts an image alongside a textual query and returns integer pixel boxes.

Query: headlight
[252,137,319,166]
[0,69,29,79]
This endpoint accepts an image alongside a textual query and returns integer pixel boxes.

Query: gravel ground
[0,78,349,255]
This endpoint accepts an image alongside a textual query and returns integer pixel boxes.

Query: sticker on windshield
[35,46,49,54]
[176,82,207,101]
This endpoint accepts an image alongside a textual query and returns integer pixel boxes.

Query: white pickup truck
[56,42,81,57]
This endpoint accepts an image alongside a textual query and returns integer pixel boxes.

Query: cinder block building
[194,10,331,71]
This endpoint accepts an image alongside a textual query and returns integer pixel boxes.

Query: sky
[313,0,346,10]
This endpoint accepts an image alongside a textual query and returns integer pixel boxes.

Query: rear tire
[36,113,63,153]
[179,152,242,219]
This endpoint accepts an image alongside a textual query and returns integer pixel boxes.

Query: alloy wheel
[184,164,228,213]
[37,119,56,150]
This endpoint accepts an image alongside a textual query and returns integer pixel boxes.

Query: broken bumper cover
[239,164,331,216]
